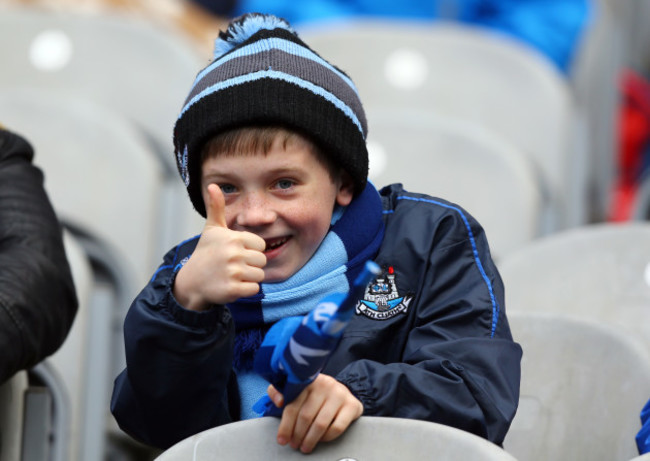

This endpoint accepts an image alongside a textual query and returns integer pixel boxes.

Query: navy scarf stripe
[231,291,264,332]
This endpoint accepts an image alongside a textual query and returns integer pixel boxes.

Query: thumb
[206,184,228,228]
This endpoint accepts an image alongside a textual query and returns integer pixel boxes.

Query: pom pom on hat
[174,13,369,217]
[213,13,295,59]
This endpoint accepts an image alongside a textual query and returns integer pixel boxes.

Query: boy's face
[201,134,354,283]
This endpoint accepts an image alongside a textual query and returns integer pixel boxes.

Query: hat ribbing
[173,13,368,217]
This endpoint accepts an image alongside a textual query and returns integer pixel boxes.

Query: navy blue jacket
[111,184,522,449]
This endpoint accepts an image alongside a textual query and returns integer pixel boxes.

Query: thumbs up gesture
[173,184,267,311]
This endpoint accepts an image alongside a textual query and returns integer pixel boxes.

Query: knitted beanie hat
[173,13,369,217]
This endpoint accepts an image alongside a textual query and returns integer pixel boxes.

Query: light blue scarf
[227,183,384,418]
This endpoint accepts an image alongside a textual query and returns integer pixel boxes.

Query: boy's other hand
[270,374,363,454]
[173,184,266,311]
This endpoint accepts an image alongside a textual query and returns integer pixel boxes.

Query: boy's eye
[275,179,295,190]
[219,184,237,194]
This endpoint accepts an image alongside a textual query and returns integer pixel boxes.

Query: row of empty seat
[498,222,650,352]
[505,312,650,461]
[498,222,650,461]
[0,4,633,284]
[301,20,587,235]
[0,6,207,460]
[366,109,543,259]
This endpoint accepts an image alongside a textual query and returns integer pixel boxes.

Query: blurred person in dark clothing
[0,126,77,384]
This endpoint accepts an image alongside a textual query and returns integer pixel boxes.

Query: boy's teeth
[267,237,288,250]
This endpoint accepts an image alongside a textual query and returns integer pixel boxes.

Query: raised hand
[269,374,363,454]
[173,184,267,311]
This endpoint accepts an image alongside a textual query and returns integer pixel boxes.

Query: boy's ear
[335,170,355,207]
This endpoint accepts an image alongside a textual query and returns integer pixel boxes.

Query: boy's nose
[235,193,277,228]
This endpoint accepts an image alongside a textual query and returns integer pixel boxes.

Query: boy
[111,13,522,454]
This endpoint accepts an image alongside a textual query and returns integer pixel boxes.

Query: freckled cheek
[297,220,333,256]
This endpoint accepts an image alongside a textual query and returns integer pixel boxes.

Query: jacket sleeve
[335,200,522,446]
[0,129,78,384]
[110,246,239,450]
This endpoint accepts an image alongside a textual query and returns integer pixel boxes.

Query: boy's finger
[267,384,284,408]
[242,255,267,278]
[205,184,228,228]
[322,405,358,442]
[242,232,267,253]
[277,391,306,446]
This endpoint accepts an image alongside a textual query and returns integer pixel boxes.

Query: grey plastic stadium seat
[0,6,204,173]
[17,230,102,461]
[156,416,519,461]
[0,224,94,461]
[505,312,650,461]
[0,6,205,257]
[0,89,164,289]
[497,222,650,351]
[0,90,166,459]
[24,362,70,461]
[44,231,94,461]
[0,371,28,461]
[301,21,583,232]
[46,230,104,461]
[366,109,543,260]
[61,224,145,460]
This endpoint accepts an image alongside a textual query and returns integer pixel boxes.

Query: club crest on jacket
[356,266,412,320]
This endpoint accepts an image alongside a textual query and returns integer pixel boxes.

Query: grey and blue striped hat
[173,13,369,217]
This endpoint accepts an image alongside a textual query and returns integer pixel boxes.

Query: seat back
[0,89,165,289]
[505,312,650,461]
[0,7,205,256]
[44,231,94,461]
[301,20,581,231]
[0,114,148,459]
[156,416,518,460]
[17,230,107,461]
[367,110,543,260]
[0,6,205,174]
[497,222,650,350]
[61,224,144,460]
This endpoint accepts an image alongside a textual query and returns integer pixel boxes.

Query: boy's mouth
[264,236,290,253]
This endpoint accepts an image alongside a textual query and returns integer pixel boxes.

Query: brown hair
[201,126,341,181]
